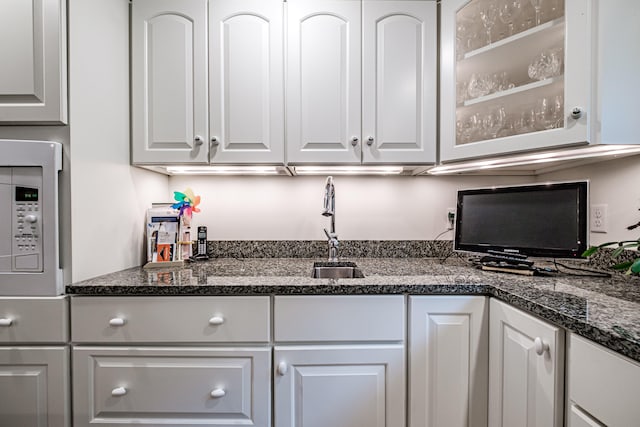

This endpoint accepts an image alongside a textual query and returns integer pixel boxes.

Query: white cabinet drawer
[71,296,270,343]
[72,346,270,427]
[569,334,640,427]
[0,297,68,343]
[274,295,404,342]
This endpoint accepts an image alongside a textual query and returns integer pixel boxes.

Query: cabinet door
[274,345,405,427]
[489,299,564,427]
[0,346,69,427]
[209,0,284,164]
[73,346,271,427]
[286,0,362,164]
[0,0,67,124]
[362,0,436,164]
[409,296,488,427]
[132,0,209,164]
[440,0,590,161]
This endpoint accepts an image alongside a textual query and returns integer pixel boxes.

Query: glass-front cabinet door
[440,0,591,162]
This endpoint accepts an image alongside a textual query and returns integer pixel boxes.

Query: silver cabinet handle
[111,387,127,397]
[194,135,204,146]
[367,136,374,146]
[570,107,583,119]
[0,318,13,327]
[109,317,126,327]
[211,137,220,146]
[534,337,549,356]
[210,388,226,398]
[350,136,359,147]
[208,316,225,326]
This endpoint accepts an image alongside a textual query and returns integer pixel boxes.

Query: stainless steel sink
[311,262,364,279]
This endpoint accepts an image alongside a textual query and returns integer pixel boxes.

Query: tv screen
[454,181,588,258]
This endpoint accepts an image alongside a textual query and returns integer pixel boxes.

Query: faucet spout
[321,176,338,262]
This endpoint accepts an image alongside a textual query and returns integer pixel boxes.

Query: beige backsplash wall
[169,155,640,246]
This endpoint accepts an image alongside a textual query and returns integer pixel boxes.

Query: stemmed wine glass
[530,0,544,25]
[498,0,523,37]
[479,2,499,45]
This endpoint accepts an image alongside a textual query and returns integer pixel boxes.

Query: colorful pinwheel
[171,187,201,218]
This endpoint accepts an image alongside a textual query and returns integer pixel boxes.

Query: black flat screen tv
[454,181,588,258]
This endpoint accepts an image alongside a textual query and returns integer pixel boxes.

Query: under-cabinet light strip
[428,145,640,174]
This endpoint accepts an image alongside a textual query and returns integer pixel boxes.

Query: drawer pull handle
[0,318,13,326]
[111,387,127,396]
[208,316,225,326]
[210,388,226,398]
[534,337,549,356]
[109,318,126,327]
[277,361,288,376]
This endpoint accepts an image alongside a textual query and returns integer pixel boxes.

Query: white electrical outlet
[590,204,608,233]
[446,208,456,229]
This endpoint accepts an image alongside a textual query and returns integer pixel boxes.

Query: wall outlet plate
[447,208,456,230]
[590,204,608,233]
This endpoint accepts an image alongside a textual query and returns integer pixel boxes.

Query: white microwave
[0,140,63,295]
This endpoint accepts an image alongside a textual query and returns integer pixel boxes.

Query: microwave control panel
[0,167,43,272]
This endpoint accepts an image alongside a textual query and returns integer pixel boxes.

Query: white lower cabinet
[489,299,564,427]
[409,296,488,427]
[0,296,70,427]
[273,295,405,427]
[567,333,640,427]
[70,296,272,427]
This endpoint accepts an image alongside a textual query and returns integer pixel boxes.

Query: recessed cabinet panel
[489,299,564,427]
[362,1,436,164]
[210,0,284,163]
[409,296,488,427]
[132,0,209,164]
[0,0,67,123]
[287,0,362,163]
[0,347,69,427]
[274,345,405,427]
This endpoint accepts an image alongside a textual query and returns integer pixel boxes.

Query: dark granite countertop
[67,256,640,363]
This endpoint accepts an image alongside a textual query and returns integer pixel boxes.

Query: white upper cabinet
[440,0,591,161]
[132,0,209,164]
[362,1,437,164]
[286,0,362,164]
[209,0,284,164]
[287,0,437,164]
[0,0,67,124]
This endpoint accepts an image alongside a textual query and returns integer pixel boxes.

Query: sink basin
[311,262,365,279]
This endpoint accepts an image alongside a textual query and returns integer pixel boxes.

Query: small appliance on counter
[0,139,63,295]
[194,226,209,260]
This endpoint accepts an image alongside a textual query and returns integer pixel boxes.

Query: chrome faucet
[322,176,339,262]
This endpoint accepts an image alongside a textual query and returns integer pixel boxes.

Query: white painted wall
[539,155,640,246]
[168,155,640,246]
[68,0,167,282]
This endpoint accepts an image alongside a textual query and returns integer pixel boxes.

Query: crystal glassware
[498,0,523,36]
[479,2,499,45]
[530,0,544,25]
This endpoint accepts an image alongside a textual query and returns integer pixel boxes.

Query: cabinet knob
[210,388,226,398]
[534,337,549,356]
[111,387,127,397]
[194,135,204,146]
[109,317,126,327]
[570,107,583,119]
[367,136,374,146]
[0,318,13,327]
[351,136,359,147]
[208,316,225,326]
[211,137,220,146]
[277,361,288,376]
